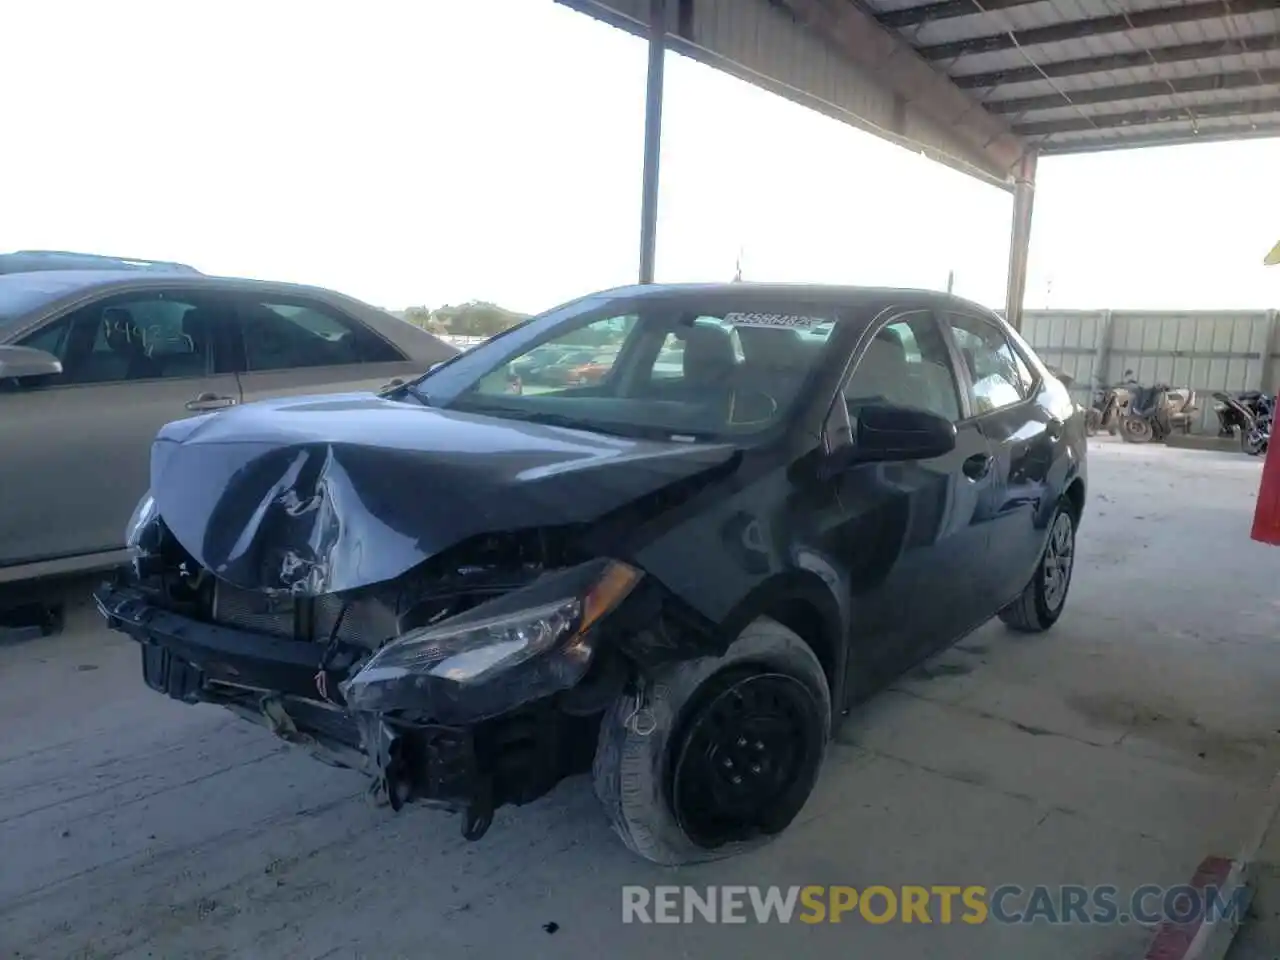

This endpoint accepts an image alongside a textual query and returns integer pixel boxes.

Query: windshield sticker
[724,312,822,329]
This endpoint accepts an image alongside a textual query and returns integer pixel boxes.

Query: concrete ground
[4,439,1280,960]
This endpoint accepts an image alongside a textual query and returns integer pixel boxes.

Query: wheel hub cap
[1042,512,1074,612]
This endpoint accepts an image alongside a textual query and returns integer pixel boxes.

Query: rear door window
[844,313,961,422]
[945,313,1035,415]
[237,299,404,372]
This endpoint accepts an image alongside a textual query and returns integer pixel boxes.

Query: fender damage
[102,392,738,835]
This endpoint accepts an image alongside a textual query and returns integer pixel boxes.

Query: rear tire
[999,502,1076,634]
[592,618,830,865]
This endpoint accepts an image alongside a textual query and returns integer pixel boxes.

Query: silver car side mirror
[0,345,63,379]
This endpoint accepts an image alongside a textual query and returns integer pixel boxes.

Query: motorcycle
[1118,375,1199,444]
[1212,390,1273,456]
[1085,373,1135,437]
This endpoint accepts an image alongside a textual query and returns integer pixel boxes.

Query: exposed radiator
[211,581,399,651]
[211,582,295,639]
[314,593,400,650]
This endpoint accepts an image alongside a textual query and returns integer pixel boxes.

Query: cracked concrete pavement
[4,438,1280,959]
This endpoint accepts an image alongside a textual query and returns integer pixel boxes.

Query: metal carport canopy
[555,0,1280,329]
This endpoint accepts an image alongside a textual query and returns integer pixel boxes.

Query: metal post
[638,0,667,285]
[1004,150,1038,333]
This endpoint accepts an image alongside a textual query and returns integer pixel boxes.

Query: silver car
[0,270,458,585]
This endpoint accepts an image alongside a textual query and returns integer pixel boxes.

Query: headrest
[101,307,141,352]
[181,307,215,348]
[736,327,808,369]
[849,332,909,406]
[865,331,906,369]
[682,323,737,383]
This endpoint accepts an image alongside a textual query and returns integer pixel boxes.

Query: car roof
[0,269,337,296]
[0,270,358,329]
[0,250,201,275]
[577,281,995,318]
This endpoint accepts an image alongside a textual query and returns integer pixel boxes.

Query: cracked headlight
[341,559,643,719]
[125,492,160,554]
[369,597,584,685]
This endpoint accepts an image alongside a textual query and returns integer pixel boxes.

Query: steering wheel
[727,387,779,426]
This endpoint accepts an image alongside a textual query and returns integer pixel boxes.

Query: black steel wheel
[593,618,831,865]
[669,670,825,850]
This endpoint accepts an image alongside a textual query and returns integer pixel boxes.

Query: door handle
[186,393,237,412]
[962,453,993,480]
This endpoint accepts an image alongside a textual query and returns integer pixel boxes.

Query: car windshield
[414,295,842,441]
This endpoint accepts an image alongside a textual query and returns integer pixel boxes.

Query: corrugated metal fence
[1021,309,1280,432]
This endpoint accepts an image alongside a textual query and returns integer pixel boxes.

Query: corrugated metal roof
[856,0,1280,154]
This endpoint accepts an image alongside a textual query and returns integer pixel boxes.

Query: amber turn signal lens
[581,561,643,634]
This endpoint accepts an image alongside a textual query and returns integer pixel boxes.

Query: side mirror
[851,404,957,463]
[0,345,63,380]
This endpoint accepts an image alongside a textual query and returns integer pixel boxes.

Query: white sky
[4,0,1280,315]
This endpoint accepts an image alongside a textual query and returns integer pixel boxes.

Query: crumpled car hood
[149,393,737,595]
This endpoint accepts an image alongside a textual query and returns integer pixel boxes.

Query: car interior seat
[734,327,815,417]
[680,322,738,415]
[155,306,213,378]
[97,307,159,382]
[847,331,909,409]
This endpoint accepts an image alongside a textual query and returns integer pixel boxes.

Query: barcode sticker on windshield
[724,312,821,329]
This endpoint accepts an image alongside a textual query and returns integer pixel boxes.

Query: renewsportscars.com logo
[621,884,1250,925]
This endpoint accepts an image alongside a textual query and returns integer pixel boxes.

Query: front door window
[15,294,219,386]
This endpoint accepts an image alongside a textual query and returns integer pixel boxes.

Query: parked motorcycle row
[1075,370,1272,456]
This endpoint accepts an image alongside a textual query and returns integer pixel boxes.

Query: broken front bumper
[95,584,596,840]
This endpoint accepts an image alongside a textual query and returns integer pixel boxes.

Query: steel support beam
[878,0,1039,30]
[776,0,1028,182]
[559,0,1029,186]
[918,0,1277,62]
[1014,93,1280,137]
[1004,151,1037,334]
[986,67,1280,116]
[1037,119,1280,155]
[954,33,1280,90]
[638,0,666,285]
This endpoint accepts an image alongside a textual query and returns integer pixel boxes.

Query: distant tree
[432,301,527,337]
[402,305,447,334]
[392,300,527,338]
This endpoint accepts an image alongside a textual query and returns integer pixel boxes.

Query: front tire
[1119,415,1154,443]
[593,618,830,865]
[999,502,1077,633]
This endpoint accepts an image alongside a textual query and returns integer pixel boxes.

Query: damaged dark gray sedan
[97,283,1087,864]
